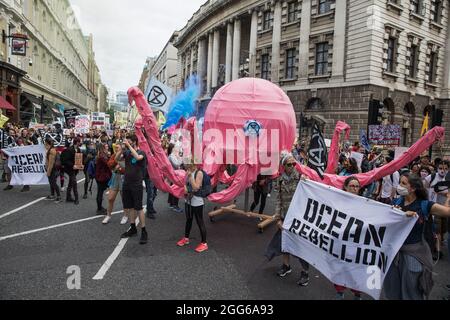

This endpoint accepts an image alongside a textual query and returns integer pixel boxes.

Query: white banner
[3,145,48,186]
[282,180,417,300]
[144,77,173,114]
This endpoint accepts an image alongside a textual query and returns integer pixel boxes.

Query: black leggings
[84,171,91,195]
[168,193,179,207]
[250,190,267,214]
[49,169,61,197]
[185,204,207,243]
[66,172,78,201]
[96,180,109,210]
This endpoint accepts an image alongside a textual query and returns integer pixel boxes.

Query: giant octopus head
[203,78,297,203]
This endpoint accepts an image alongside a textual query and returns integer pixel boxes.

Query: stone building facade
[0,0,105,123]
[174,0,450,155]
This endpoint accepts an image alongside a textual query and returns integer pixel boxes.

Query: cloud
[69,0,205,93]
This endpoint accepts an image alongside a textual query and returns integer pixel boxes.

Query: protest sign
[369,125,401,146]
[145,77,173,114]
[3,145,48,185]
[91,112,106,127]
[74,153,84,170]
[0,114,9,127]
[64,109,79,128]
[350,152,364,170]
[307,123,328,179]
[75,115,90,134]
[282,180,417,300]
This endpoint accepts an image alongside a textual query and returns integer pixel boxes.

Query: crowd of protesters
[1,120,450,300]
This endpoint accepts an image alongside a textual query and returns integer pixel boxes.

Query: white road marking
[0,197,47,220]
[0,210,125,242]
[0,178,86,221]
[92,238,129,280]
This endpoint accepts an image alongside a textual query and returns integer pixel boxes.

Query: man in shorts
[118,135,148,245]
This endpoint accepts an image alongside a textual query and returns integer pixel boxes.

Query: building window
[387,37,396,73]
[263,11,273,30]
[288,2,298,23]
[411,0,421,14]
[315,42,329,75]
[428,51,438,83]
[432,1,442,23]
[261,54,270,80]
[409,45,418,78]
[285,49,296,79]
[318,0,331,14]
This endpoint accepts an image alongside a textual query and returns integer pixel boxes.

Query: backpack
[87,159,96,179]
[190,170,212,198]
[393,197,436,254]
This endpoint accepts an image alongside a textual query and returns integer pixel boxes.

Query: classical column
[225,22,233,83]
[271,1,282,84]
[197,38,206,84]
[207,32,214,95]
[298,0,311,84]
[249,10,258,77]
[190,45,196,77]
[443,19,450,98]
[232,18,241,80]
[212,29,220,89]
[331,0,347,82]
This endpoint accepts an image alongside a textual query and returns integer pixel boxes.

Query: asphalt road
[0,175,449,300]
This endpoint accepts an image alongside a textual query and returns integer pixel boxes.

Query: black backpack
[187,170,212,198]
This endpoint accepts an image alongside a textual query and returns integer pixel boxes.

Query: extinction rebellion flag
[307,123,328,179]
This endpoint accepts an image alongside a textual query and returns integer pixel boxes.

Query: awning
[0,96,16,111]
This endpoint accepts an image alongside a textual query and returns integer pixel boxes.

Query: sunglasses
[285,163,295,168]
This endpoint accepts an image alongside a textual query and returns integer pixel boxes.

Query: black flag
[307,123,328,179]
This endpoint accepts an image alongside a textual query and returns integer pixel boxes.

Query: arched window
[306,97,324,111]
[382,98,395,124]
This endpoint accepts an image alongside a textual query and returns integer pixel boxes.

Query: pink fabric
[203,78,297,203]
[326,121,351,174]
[129,78,297,204]
[297,126,445,189]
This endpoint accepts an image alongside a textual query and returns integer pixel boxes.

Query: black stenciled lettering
[289,219,301,234]
[364,225,387,248]
[32,153,40,165]
[309,229,319,246]
[363,249,377,266]
[378,252,389,273]
[299,223,311,240]
[327,210,347,239]
[319,233,329,252]
[340,244,353,263]
[26,154,33,165]
[317,204,332,231]
[342,218,364,244]
[39,153,44,164]
[304,198,319,223]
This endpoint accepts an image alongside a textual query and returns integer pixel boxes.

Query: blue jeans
[144,178,157,214]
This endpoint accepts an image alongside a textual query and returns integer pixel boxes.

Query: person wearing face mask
[423,161,449,260]
[384,173,450,300]
[269,152,310,287]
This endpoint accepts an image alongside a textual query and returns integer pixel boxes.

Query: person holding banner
[274,153,310,287]
[44,138,62,203]
[62,138,81,205]
[333,176,363,300]
[384,173,450,300]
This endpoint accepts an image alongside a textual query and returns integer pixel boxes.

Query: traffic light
[431,108,444,127]
[368,100,384,125]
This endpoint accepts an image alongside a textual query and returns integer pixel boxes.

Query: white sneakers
[102,216,112,224]
[120,216,129,225]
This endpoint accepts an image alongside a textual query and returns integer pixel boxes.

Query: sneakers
[277,264,292,278]
[45,196,56,201]
[74,200,79,205]
[3,185,13,191]
[83,194,88,199]
[195,243,209,253]
[102,216,112,225]
[120,216,128,225]
[60,187,65,192]
[297,271,310,287]
[121,226,138,238]
[177,238,190,247]
[173,207,184,214]
[139,230,148,245]
[21,186,30,192]
[54,197,62,204]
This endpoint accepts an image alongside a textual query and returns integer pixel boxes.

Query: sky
[69,0,206,95]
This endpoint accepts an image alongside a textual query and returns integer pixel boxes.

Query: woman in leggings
[177,163,208,253]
